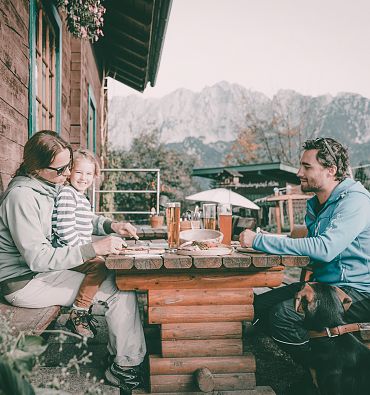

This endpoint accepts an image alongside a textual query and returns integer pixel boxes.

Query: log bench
[0,296,60,335]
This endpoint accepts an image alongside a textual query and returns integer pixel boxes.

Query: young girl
[52,149,107,338]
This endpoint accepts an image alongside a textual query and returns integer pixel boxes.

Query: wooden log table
[106,246,309,395]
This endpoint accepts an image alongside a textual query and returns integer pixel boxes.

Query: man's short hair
[303,137,350,181]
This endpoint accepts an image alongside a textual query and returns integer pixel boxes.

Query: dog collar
[309,323,368,338]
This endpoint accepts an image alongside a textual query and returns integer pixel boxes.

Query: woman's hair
[15,130,73,177]
[73,149,101,178]
[302,137,350,182]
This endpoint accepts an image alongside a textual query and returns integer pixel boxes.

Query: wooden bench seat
[0,297,60,334]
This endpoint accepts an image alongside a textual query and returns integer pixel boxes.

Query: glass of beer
[166,202,181,252]
[218,203,232,245]
[202,203,217,230]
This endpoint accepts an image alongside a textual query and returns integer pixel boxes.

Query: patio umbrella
[185,188,260,210]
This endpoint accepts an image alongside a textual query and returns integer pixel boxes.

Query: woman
[0,130,146,391]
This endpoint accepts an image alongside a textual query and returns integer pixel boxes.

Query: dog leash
[309,323,365,338]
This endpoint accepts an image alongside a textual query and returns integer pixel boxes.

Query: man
[239,137,370,389]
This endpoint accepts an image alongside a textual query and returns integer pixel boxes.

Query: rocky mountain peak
[108,81,370,167]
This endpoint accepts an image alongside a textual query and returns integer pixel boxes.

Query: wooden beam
[148,304,254,324]
[149,288,253,306]
[161,322,243,340]
[149,354,256,375]
[115,269,284,291]
[161,339,243,358]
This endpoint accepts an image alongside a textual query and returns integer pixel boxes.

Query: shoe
[104,362,142,392]
[66,308,98,339]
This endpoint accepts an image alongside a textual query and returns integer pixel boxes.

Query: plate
[177,247,233,256]
[236,247,263,254]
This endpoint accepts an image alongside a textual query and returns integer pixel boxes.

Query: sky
[108,0,370,99]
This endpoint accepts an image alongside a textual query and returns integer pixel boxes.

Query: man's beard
[301,182,320,193]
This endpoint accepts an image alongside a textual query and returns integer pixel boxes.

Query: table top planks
[106,243,309,271]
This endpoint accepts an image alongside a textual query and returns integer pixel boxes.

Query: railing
[92,168,160,215]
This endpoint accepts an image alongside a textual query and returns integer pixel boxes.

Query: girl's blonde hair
[73,149,101,178]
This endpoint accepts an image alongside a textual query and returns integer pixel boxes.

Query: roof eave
[97,0,172,92]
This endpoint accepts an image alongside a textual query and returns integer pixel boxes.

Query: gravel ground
[245,328,306,395]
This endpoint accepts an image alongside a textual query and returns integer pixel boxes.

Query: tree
[224,94,326,166]
[100,130,198,220]
[354,164,370,191]
[223,123,261,165]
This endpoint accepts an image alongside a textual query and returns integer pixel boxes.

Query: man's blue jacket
[253,178,370,292]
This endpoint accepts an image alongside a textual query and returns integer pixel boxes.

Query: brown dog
[295,283,370,395]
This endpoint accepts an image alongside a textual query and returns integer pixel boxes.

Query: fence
[92,168,160,216]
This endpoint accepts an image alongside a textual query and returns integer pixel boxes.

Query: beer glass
[218,203,232,245]
[166,202,181,251]
[202,203,217,230]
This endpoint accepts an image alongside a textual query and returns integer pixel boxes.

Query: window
[87,86,97,153]
[29,0,61,135]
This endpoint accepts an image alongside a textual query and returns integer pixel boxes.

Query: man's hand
[92,235,125,256]
[239,229,257,248]
[111,222,138,239]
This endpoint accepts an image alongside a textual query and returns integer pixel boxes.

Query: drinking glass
[166,202,181,252]
[202,203,217,230]
[218,203,232,245]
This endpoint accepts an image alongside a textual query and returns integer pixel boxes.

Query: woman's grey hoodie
[0,176,108,283]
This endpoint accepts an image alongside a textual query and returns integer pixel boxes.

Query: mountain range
[108,81,370,167]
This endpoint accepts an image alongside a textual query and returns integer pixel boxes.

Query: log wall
[0,1,104,191]
[0,0,29,190]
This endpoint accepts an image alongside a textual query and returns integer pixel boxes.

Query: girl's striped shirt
[52,185,93,247]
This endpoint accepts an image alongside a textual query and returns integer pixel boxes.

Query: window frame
[29,0,62,136]
[87,85,97,153]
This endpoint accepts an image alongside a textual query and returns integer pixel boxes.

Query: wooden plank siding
[0,0,29,191]
[0,1,105,192]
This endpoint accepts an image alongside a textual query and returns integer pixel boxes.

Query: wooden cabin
[0,0,172,191]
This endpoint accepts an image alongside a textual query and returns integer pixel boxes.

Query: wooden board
[149,289,254,306]
[0,300,60,335]
[134,256,163,270]
[150,372,256,393]
[163,254,193,269]
[149,305,254,324]
[222,253,252,268]
[161,339,243,358]
[281,255,310,267]
[251,255,281,267]
[161,322,242,340]
[149,354,256,375]
[115,269,284,291]
[192,256,223,268]
[105,255,134,269]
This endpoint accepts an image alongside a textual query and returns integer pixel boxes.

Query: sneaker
[66,308,98,339]
[104,362,142,391]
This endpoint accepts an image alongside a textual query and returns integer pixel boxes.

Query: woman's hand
[239,229,257,248]
[92,235,125,255]
[111,221,138,239]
